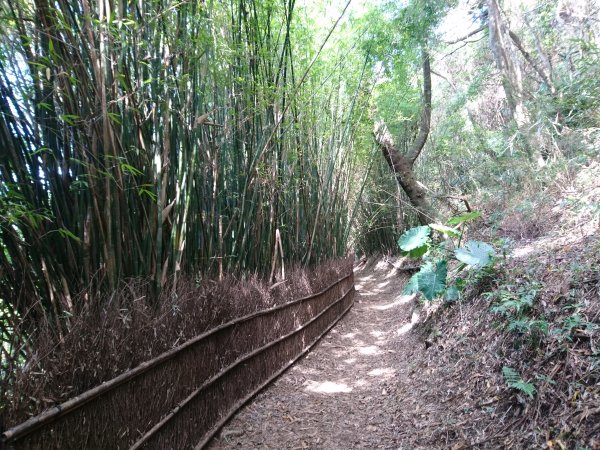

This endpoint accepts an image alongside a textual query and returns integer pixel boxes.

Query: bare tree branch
[508,29,555,93]
[443,25,486,45]
[431,69,456,91]
[407,49,431,163]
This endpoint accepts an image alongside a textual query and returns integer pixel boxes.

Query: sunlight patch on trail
[371,294,415,310]
[368,367,395,377]
[396,322,414,335]
[357,345,381,355]
[397,310,420,335]
[376,280,391,289]
[305,380,352,394]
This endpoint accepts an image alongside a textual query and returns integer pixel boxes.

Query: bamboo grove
[0,0,368,333]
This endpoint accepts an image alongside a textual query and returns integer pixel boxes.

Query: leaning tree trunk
[487,0,545,164]
[374,49,437,225]
[488,0,525,126]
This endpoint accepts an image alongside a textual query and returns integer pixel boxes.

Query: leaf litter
[210,163,599,449]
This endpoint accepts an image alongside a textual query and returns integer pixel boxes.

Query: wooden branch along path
[1,271,355,450]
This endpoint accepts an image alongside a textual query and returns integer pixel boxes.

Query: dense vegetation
[1,0,598,441]
[1,0,365,327]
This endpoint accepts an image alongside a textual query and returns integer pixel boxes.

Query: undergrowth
[399,160,600,448]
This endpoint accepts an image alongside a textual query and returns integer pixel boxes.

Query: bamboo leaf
[57,228,81,243]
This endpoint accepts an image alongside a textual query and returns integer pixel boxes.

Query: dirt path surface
[208,261,419,449]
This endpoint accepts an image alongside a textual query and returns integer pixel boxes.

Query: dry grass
[1,257,353,428]
[405,234,599,448]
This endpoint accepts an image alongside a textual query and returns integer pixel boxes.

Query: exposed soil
[208,260,422,449]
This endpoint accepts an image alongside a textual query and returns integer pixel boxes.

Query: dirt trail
[208,261,419,449]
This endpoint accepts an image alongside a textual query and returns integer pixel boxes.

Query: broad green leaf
[407,244,429,258]
[455,240,495,268]
[447,211,482,226]
[397,225,430,253]
[416,260,447,300]
[429,223,461,238]
[444,286,459,302]
[403,272,420,295]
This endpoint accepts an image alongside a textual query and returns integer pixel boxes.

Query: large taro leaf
[447,211,481,226]
[455,240,495,268]
[398,226,430,256]
[416,260,448,300]
[403,272,420,295]
[406,244,429,258]
[444,285,459,302]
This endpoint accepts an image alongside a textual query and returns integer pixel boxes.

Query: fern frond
[502,366,536,399]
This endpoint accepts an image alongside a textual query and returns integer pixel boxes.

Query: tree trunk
[380,138,435,225]
[488,0,546,164]
[374,49,437,225]
[488,0,526,126]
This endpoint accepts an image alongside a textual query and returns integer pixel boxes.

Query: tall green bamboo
[0,0,367,337]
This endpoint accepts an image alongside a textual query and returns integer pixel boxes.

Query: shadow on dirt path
[208,260,419,449]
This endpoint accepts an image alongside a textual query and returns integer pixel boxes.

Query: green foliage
[455,241,495,268]
[403,273,420,295]
[415,260,448,300]
[559,313,594,342]
[552,40,600,128]
[487,282,552,349]
[429,223,460,238]
[359,0,450,137]
[488,285,539,317]
[398,225,431,256]
[506,318,549,336]
[353,159,402,256]
[447,211,482,226]
[0,187,52,229]
[502,366,536,399]
[0,0,362,334]
[57,228,81,243]
[562,313,586,334]
[398,214,495,301]
[443,285,459,302]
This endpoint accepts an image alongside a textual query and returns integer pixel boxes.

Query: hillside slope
[211,161,599,449]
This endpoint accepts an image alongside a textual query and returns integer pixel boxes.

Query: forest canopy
[1,0,599,375]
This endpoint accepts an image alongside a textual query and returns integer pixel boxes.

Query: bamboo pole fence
[1,271,355,450]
